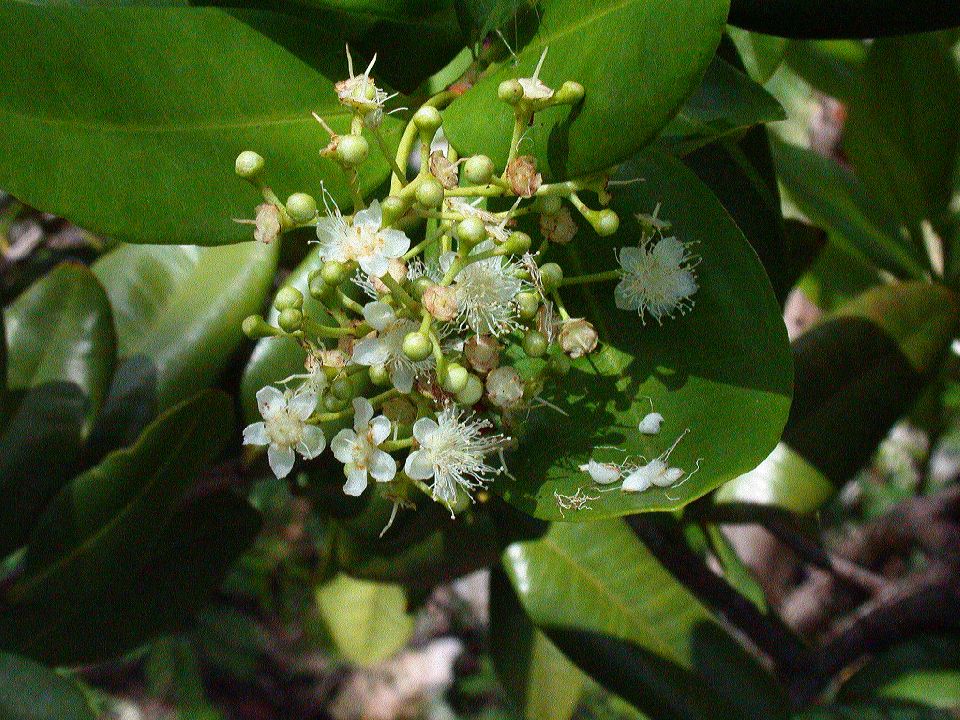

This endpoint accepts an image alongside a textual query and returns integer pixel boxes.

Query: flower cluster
[234,47,700,521]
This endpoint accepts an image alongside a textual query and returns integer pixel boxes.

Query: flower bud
[548,354,571,376]
[537,195,563,215]
[500,231,531,255]
[486,365,524,409]
[337,134,369,166]
[308,272,334,301]
[539,262,563,292]
[413,106,443,134]
[274,285,304,312]
[423,284,458,322]
[242,314,281,339]
[456,216,487,245]
[522,330,548,358]
[415,177,445,209]
[540,206,579,244]
[506,155,542,198]
[455,373,484,406]
[369,364,391,386]
[235,150,265,179]
[595,209,620,236]
[402,331,433,361]
[324,394,349,412]
[379,196,408,226]
[383,395,417,425]
[555,81,585,105]
[429,151,459,189]
[498,79,524,104]
[559,318,598,359]
[331,376,354,401]
[254,203,282,244]
[285,193,317,223]
[442,362,469,394]
[410,276,434,299]
[463,155,495,185]
[464,334,501,375]
[517,291,540,320]
[321,260,348,286]
[278,308,304,333]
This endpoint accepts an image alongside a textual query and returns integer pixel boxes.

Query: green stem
[560,270,621,287]
[381,437,414,452]
[391,90,458,195]
[379,272,420,311]
[370,125,408,188]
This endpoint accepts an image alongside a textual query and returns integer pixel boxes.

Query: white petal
[579,459,620,485]
[369,449,397,482]
[652,466,686,488]
[343,465,369,496]
[331,429,358,463]
[352,337,391,366]
[673,270,698,298]
[404,449,436,480]
[288,391,318,421]
[620,467,653,493]
[653,237,686,266]
[299,424,326,459]
[359,253,389,278]
[242,421,269,446]
[638,412,664,435]
[354,199,382,229]
[412,417,439,445]
[391,364,415,394]
[614,279,639,311]
[363,301,395,331]
[268,444,296,479]
[369,415,391,446]
[380,228,411,258]
[353,397,374,430]
[617,246,644,273]
[256,386,285,417]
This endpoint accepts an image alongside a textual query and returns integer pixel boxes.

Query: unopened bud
[382,395,417,424]
[456,216,487,245]
[522,330,548,358]
[539,263,563,292]
[402,331,433,361]
[595,209,620,236]
[416,177,445,209]
[506,155,542,198]
[331,376,354,401]
[517,291,540,320]
[413,106,443,134]
[369,364,391,386]
[442,362,469,394]
[538,195,563,215]
[559,318,598,359]
[337,134,369,166]
[486,365,524,409]
[555,81,585,105]
[278,308,304,333]
[286,193,317,223]
[464,335,501,375]
[423,284,458,321]
[308,272,333,301]
[455,373,484,406]
[274,285,304,312]
[379,196,408,226]
[235,151,265,179]
[463,155,495,185]
[321,260,348,286]
[540,206,578,244]
[242,314,281,339]
[501,231,531,255]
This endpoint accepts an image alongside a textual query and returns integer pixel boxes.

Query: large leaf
[796,703,955,720]
[0,390,256,665]
[442,0,729,180]
[499,151,792,520]
[91,241,278,448]
[0,654,94,720]
[0,264,116,555]
[503,520,788,720]
[0,3,403,245]
[727,28,788,84]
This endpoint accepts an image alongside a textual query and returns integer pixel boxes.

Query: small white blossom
[351,301,433,393]
[330,397,397,496]
[638,412,664,435]
[335,46,396,127]
[578,459,621,485]
[279,350,329,397]
[403,407,505,507]
[315,200,411,278]
[243,386,325,479]
[450,242,527,337]
[615,237,698,323]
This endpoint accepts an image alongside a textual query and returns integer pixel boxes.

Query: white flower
[243,386,325,479]
[330,397,397,496]
[578,459,621,485]
[315,200,411,278]
[334,46,396,127]
[450,242,526,337]
[615,237,698,323]
[518,47,554,101]
[351,301,433,393]
[279,350,329,398]
[620,458,685,492]
[638,412,664,435]
[403,407,505,507]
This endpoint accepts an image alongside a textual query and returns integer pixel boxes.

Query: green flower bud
[523,330,548,358]
[321,260,348,286]
[455,373,484,407]
[278,308,304,333]
[498,79,524,105]
[285,193,317,223]
[413,106,443,134]
[548,353,572,376]
[235,151,264,179]
[442,362,469,394]
[337,134,369,166]
[539,262,564,292]
[501,231,531,255]
[274,285,304,312]
[463,155,495,185]
[331,376,354,401]
[555,81,585,105]
[595,209,620,236]
[416,177,445,209]
[402,331,433,361]
[517,291,540,320]
[242,314,281,339]
[308,272,333,301]
[369,364,391,386]
[410,277,434,299]
[380,196,408,227]
[537,195,563,215]
[324,394,349,412]
[456,216,487,245]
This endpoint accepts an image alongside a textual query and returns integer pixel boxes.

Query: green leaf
[0,653,95,720]
[443,0,729,179]
[490,567,585,720]
[454,0,521,42]
[0,390,257,665]
[837,635,960,710]
[315,573,414,666]
[727,28,788,84]
[0,3,403,245]
[771,139,929,280]
[91,241,278,448]
[797,239,880,313]
[503,520,788,720]
[783,39,867,103]
[0,264,116,555]
[657,57,785,157]
[796,702,955,720]
[500,151,792,520]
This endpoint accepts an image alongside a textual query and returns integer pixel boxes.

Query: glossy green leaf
[772,139,929,280]
[91,241,278,448]
[727,28,788,84]
[0,3,403,245]
[657,57,785,157]
[0,390,257,665]
[490,567,585,720]
[454,0,520,42]
[796,703,955,720]
[503,520,788,720]
[500,151,792,520]
[0,654,94,720]
[0,264,116,555]
[443,0,729,180]
[315,573,414,666]
[797,239,880,313]
[783,39,867,103]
